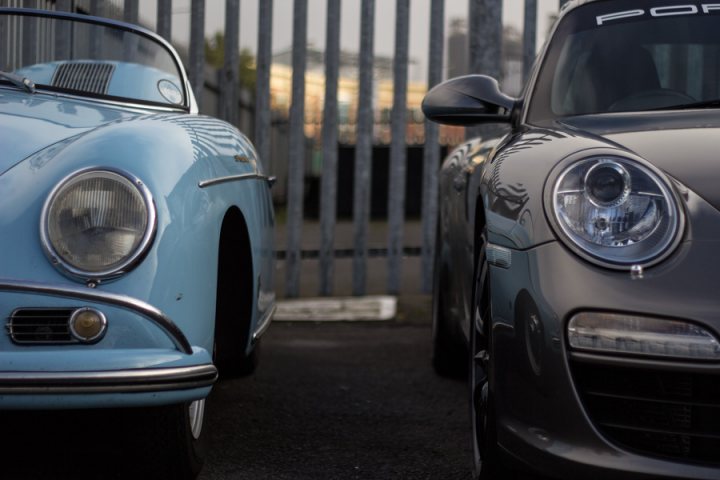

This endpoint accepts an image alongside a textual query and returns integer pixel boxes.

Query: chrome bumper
[0,364,217,394]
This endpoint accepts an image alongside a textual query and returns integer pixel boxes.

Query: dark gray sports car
[424,1,720,479]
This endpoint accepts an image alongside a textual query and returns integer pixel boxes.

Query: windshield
[0,11,186,108]
[529,1,720,121]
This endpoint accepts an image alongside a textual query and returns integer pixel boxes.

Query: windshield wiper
[0,70,35,94]
[652,99,720,111]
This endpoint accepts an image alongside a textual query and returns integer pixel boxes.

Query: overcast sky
[140,0,562,82]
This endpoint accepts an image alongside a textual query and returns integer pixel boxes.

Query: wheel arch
[214,206,255,363]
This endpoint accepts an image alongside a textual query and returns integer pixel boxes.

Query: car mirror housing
[422,75,518,126]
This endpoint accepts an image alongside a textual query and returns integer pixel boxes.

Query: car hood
[561,110,720,212]
[0,88,140,173]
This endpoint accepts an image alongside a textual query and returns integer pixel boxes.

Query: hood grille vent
[51,62,115,95]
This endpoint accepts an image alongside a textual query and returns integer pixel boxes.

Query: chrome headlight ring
[545,151,685,270]
[40,167,157,283]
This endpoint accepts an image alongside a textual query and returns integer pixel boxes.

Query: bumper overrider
[0,279,217,408]
[488,240,720,480]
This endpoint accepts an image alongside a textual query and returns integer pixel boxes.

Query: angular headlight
[551,156,683,267]
[41,169,156,280]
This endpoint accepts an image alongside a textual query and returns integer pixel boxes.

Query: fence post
[386,0,410,294]
[157,0,172,41]
[421,0,445,294]
[22,13,37,67]
[56,0,73,60]
[284,0,308,298]
[255,0,272,171]
[189,0,205,111]
[221,0,240,125]
[352,0,375,296]
[318,0,341,296]
[467,0,502,140]
[523,0,537,82]
[0,11,6,69]
[123,0,138,24]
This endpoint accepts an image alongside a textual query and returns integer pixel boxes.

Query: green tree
[204,31,257,93]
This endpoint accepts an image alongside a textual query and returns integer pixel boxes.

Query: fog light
[568,313,720,360]
[69,308,107,343]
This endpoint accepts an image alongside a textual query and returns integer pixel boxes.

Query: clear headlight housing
[551,156,682,267]
[42,169,156,280]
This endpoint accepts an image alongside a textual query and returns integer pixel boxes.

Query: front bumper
[489,239,720,480]
[0,279,217,409]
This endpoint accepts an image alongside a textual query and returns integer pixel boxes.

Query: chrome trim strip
[0,279,192,354]
[39,167,158,282]
[252,305,276,342]
[198,173,272,189]
[0,365,217,394]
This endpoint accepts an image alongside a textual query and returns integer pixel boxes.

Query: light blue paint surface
[0,59,275,409]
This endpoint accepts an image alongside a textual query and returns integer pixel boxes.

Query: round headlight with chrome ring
[41,168,156,281]
[548,154,684,268]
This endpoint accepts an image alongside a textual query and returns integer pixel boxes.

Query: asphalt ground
[0,295,475,479]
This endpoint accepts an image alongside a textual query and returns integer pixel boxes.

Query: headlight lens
[552,156,681,266]
[43,170,155,278]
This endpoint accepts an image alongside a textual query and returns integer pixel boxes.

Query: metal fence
[2,0,564,298]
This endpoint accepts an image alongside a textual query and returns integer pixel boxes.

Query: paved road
[0,296,474,479]
[200,322,470,479]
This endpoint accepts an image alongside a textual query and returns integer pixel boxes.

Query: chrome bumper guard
[0,364,218,394]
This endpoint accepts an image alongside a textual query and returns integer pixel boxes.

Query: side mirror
[422,75,518,126]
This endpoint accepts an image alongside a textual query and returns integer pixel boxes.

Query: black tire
[432,227,467,378]
[471,228,517,480]
[132,400,207,480]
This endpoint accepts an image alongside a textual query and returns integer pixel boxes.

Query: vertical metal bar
[123,0,138,24]
[123,0,139,62]
[386,0,410,294]
[352,0,375,296]
[318,0,341,296]
[284,0,308,298]
[255,0,273,171]
[157,0,172,41]
[90,0,105,58]
[55,0,72,59]
[189,0,205,111]
[467,0,502,140]
[523,0,537,82]
[421,0,444,294]
[90,0,106,17]
[221,0,240,125]
[0,11,6,70]
[22,13,37,67]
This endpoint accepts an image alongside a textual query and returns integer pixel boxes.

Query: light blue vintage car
[0,8,275,478]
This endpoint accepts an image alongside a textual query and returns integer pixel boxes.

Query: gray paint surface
[319,0,341,296]
[285,0,308,298]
